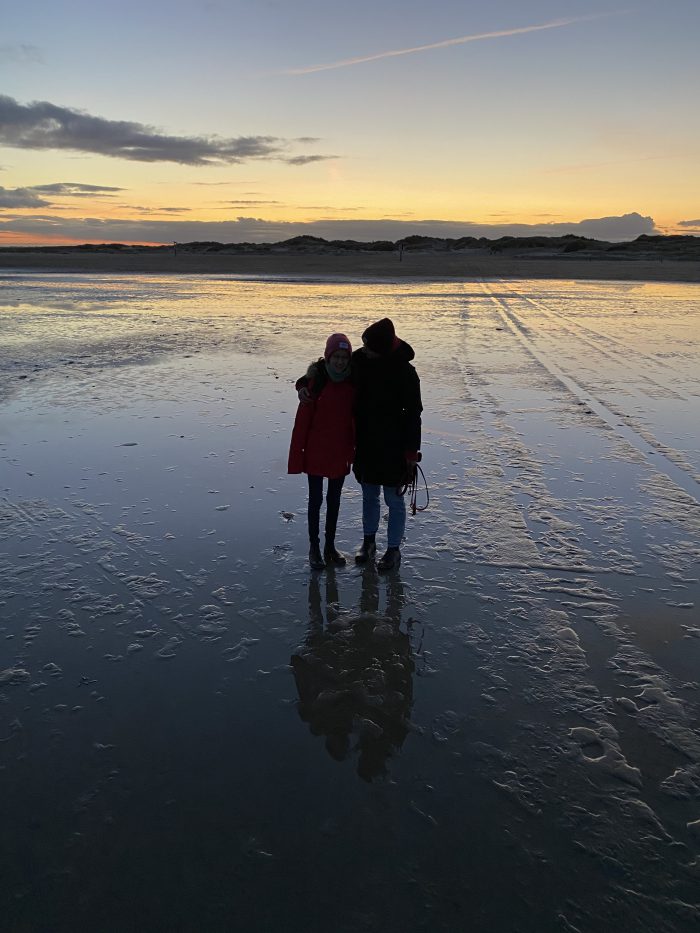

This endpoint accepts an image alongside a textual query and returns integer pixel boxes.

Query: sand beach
[1,270,699,932]
[0,247,699,282]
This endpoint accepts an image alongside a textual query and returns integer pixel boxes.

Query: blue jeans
[361,483,406,549]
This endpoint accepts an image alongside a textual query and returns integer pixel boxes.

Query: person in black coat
[352,318,422,570]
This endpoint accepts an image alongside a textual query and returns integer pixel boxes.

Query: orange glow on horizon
[0,232,168,248]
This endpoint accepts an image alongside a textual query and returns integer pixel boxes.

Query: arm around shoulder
[295,359,324,400]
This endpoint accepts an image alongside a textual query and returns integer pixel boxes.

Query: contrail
[286,14,622,75]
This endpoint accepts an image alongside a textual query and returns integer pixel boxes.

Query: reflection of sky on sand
[1,273,699,932]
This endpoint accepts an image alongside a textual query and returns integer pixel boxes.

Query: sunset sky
[1,0,698,245]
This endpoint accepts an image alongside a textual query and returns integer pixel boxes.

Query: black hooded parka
[351,339,422,487]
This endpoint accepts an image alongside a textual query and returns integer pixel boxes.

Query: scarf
[325,361,351,383]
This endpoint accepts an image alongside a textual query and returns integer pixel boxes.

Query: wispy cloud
[192,181,261,186]
[222,199,282,206]
[678,219,700,229]
[31,182,124,196]
[285,13,620,75]
[0,181,123,208]
[118,205,191,215]
[286,154,336,166]
[0,44,42,64]
[0,95,335,166]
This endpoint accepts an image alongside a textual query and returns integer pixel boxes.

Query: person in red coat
[288,333,355,570]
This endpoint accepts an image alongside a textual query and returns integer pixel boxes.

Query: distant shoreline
[0,249,698,283]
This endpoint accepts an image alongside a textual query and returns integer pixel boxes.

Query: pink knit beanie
[324,333,352,360]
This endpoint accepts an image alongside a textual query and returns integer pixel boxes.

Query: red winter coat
[288,374,355,479]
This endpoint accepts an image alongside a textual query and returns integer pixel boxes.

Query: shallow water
[1,272,699,932]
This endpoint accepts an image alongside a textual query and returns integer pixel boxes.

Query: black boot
[324,541,347,566]
[355,535,377,565]
[377,547,401,572]
[308,541,326,570]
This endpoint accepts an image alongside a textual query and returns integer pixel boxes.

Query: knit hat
[324,333,352,361]
[362,317,396,355]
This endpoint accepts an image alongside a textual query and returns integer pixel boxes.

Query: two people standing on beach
[288,317,422,572]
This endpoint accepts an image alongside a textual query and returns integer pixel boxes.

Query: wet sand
[2,273,699,932]
[1,248,699,282]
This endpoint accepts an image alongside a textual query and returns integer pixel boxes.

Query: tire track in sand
[495,281,691,401]
[481,283,700,502]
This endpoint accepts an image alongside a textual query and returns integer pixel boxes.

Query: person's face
[329,350,350,372]
[361,342,380,359]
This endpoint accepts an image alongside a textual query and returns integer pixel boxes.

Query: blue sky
[1,0,698,244]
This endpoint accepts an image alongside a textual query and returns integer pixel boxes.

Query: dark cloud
[0,212,659,245]
[285,154,335,166]
[0,186,51,208]
[0,180,124,208]
[678,219,700,229]
[0,95,333,166]
[119,206,191,215]
[30,182,124,196]
[574,213,657,239]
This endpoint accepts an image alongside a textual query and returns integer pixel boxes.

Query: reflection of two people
[291,568,414,782]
